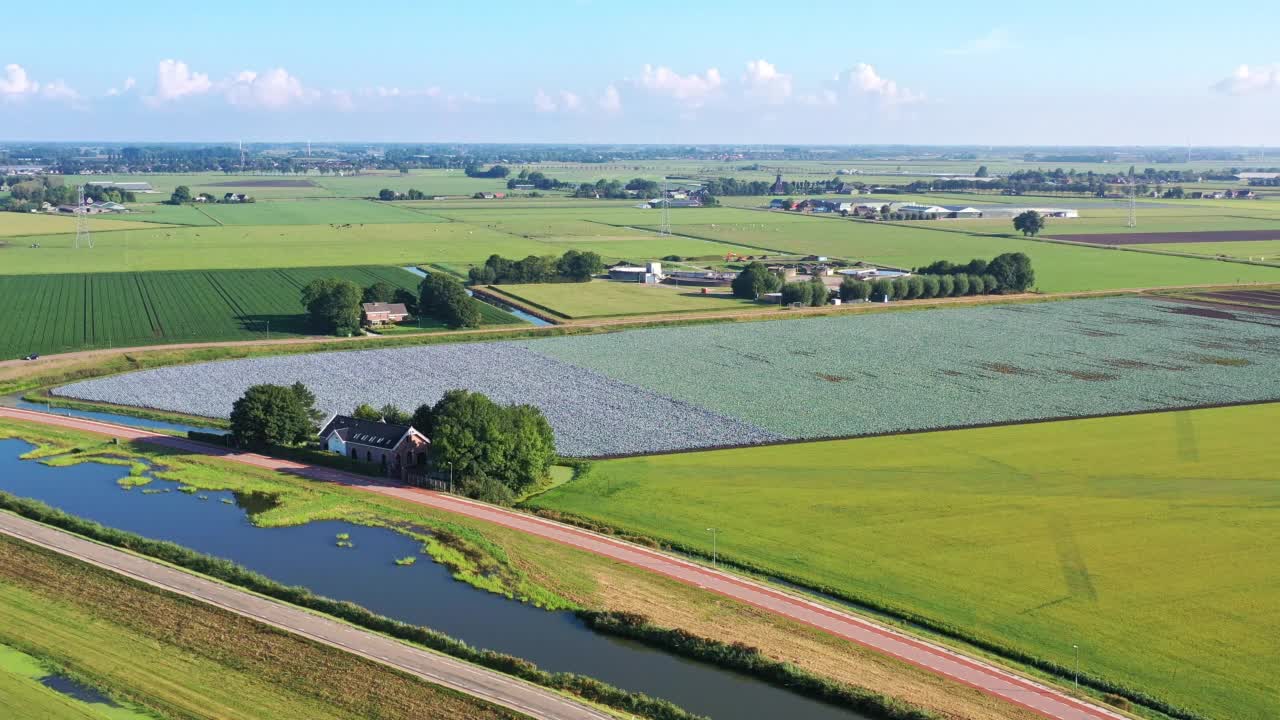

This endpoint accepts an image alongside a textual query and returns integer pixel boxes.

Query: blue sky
[3,0,1279,145]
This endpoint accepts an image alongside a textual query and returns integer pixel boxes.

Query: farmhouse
[361,302,410,325]
[223,192,251,203]
[318,414,429,478]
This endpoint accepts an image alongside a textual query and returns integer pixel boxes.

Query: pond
[0,439,866,720]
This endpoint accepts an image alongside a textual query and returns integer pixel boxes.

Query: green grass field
[661,218,1280,291]
[492,280,769,318]
[196,198,445,225]
[0,265,515,358]
[0,213,168,237]
[0,221,746,275]
[0,536,522,720]
[527,403,1280,720]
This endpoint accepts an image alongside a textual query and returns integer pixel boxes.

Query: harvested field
[57,297,1280,456]
[205,179,317,188]
[1051,229,1280,245]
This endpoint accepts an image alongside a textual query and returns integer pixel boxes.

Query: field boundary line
[190,204,224,226]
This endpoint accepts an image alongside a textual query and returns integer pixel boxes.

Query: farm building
[980,206,1079,219]
[361,302,410,325]
[223,193,251,203]
[666,270,738,287]
[318,414,429,479]
[609,262,663,283]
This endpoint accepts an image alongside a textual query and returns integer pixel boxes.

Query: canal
[0,439,866,720]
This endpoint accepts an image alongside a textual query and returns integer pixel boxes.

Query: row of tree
[506,169,570,191]
[464,164,511,179]
[467,250,603,285]
[0,176,136,212]
[228,383,555,505]
[378,188,429,200]
[914,252,1036,293]
[841,273,999,302]
[299,271,482,335]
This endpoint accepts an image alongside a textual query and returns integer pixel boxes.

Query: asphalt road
[0,406,1126,720]
[0,511,613,720]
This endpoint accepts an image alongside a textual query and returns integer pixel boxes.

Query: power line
[74,186,92,249]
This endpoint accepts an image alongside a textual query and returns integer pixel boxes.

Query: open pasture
[0,213,168,237]
[194,198,444,226]
[0,265,509,358]
[659,218,1280,291]
[527,402,1280,720]
[1051,229,1280,246]
[0,221,747,276]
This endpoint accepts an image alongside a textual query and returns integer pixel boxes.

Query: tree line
[0,176,136,213]
[467,250,603,285]
[229,383,556,505]
[299,270,478,336]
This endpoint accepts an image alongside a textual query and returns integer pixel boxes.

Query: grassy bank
[0,534,528,720]
[0,417,1046,720]
[526,403,1280,720]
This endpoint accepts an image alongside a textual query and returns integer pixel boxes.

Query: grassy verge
[0,641,157,720]
[0,534,532,720]
[19,387,229,431]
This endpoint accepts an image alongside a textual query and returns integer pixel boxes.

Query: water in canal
[0,439,865,720]
[11,399,227,437]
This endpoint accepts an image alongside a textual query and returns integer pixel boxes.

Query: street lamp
[706,527,719,568]
[447,461,453,494]
[1073,644,1080,690]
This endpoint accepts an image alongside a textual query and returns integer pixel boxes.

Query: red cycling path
[0,406,1125,720]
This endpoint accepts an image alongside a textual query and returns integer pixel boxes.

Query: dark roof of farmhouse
[361,302,409,315]
[319,415,415,449]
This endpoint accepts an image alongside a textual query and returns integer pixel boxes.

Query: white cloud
[559,90,581,111]
[41,80,80,102]
[599,84,622,113]
[638,64,722,105]
[1213,64,1280,95]
[533,89,557,112]
[0,64,40,98]
[106,76,136,96]
[743,59,792,104]
[225,68,306,109]
[839,63,923,105]
[149,59,212,103]
[945,28,1012,56]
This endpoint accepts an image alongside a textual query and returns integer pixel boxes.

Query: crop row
[0,266,493,359]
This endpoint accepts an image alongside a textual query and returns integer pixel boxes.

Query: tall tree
[731,262,781,299]
[986,252,1035,293]
[230,384,319,450]
[1013,210,1046,237]
[169,185,192,204]
[362,281,397,304]
[419,272,481,329]
[301,278,363,335]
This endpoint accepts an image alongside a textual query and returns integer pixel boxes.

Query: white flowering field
[57,298,1280,456]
